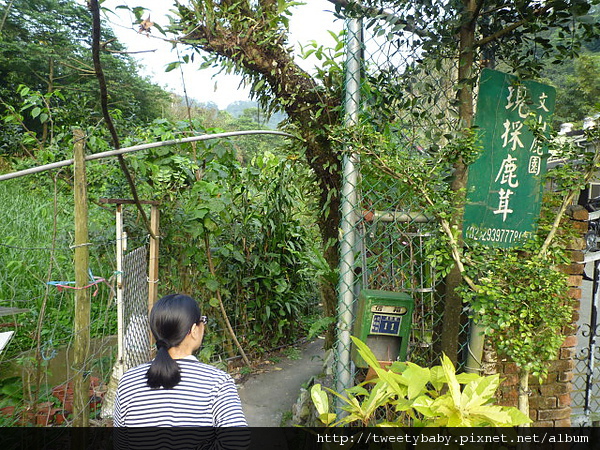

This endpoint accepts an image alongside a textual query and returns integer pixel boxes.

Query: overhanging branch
[475,4,552,48]
[89,0,156,239]
[326,0,427,38]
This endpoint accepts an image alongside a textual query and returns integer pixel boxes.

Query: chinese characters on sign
[463,69,556,248]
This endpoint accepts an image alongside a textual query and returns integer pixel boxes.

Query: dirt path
[237,339,325,426]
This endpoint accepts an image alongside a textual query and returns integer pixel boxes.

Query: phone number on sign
[465,225,532,244]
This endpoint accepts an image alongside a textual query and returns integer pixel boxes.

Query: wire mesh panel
[572,267,600,425]
[357,216,439,365]
[336,1,471,394]
[122,245,150,371]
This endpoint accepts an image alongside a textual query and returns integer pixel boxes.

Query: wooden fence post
[72,128,90,427]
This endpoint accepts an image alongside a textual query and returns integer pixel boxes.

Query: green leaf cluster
[312,336,531,427]
[116,117,324,357]
[459,250,573,378]
[0,0,171,157]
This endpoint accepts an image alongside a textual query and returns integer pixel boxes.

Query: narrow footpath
[237,339,325,427]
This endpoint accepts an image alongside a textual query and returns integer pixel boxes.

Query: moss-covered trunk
[177,2,343,347]
[440,0,477,363]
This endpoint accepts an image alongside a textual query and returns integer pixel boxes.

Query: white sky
[99,1,343,109]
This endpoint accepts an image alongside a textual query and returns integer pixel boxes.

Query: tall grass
[0,176,117,387]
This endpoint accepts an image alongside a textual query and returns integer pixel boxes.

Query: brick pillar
[483,205,586,426]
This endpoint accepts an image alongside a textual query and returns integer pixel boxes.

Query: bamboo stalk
[0,130,296,182]
[72,128,90,427]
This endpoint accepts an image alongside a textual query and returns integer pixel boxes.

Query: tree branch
[475,5,552,48]
[326,0,427,38]
[89,0,156,239]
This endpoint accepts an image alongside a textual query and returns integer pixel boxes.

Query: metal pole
[148,205,160,350]
[336,10,362,407]
[585,259,599,423]
[99,204,126,420]
[116,204,125,378]
[0,130,297,182]
[465,321,485,373]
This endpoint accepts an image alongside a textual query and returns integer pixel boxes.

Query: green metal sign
[463,69,556,248]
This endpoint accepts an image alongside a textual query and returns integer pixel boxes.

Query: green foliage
[543,52,600,124]
[459,249,572,379]
[0,377,23,408]
[306,316,337,340]
[350,0,600,79]
[0,178,117,359]
[283,346,301,360]
[299,30,346,95]
[188,148,321,350]
[0,0,170,156]
[120,117,322,356]
[311,337,531,427]
[330,120,474,215]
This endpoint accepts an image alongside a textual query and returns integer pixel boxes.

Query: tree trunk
[321,238,340,349]
[518,368,531,426]
[440,0,477,364]
[312,142,342,349]
[178,6,343,348]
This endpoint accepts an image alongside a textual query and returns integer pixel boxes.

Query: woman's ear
[191,322,204,338]
[190,322,205,349]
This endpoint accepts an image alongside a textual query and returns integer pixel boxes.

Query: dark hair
[146,294,202,389]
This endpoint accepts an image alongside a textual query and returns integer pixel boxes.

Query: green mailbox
[352,289,414,368]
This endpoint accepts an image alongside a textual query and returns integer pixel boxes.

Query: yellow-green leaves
[441,354,461,408]
[310,384,336,426]
[311,337,532,427]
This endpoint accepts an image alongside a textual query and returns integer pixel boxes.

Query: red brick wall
[482,205,586,426]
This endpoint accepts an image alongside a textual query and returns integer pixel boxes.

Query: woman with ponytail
[113,294,247,427]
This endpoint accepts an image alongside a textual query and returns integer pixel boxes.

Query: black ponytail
[146,294,202,389]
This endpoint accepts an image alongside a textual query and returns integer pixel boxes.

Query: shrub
[311,336,531,427]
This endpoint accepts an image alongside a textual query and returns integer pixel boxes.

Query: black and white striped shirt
[113,355,247,427]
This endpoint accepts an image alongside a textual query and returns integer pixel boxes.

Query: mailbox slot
[352,289,414,368]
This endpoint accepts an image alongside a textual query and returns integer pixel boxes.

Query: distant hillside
[226,101,287,129]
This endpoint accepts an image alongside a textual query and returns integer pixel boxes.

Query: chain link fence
[122,246,151,371]
[335,5,471,395]
[0,178,119,425]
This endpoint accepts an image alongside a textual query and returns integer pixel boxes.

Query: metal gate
[356,212,440,366]
[572,254,600,426]
[99,199,159,419]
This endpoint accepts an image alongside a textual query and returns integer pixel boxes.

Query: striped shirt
[113,355,247,427]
